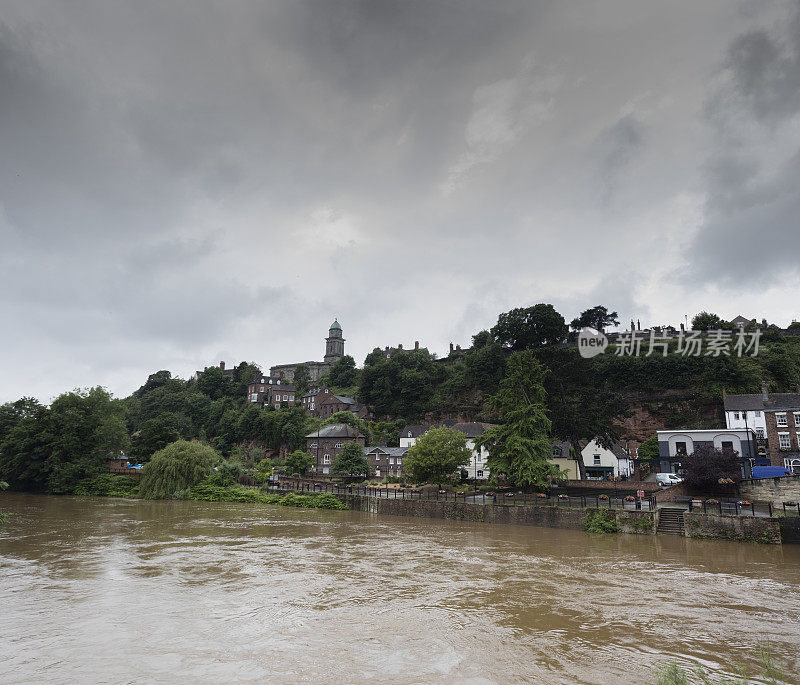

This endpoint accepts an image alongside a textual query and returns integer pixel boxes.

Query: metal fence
[672,495,800,518]
[272,479,658,512]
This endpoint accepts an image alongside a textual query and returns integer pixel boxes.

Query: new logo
[577,327,608,358]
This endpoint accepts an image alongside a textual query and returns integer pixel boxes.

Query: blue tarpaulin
[751,466,791,479]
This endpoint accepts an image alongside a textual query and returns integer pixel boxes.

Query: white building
[580,439,634,479]
[400,422,494,480]
[723,390,768,438]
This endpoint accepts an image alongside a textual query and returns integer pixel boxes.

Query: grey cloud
[686,1,800,283]
[597,115,645,204]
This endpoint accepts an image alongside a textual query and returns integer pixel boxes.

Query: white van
[656,473,683,486]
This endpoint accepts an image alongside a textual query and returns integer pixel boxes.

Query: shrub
[139,440,218,499]
[312,493,347,510]
[584,510,618,534]
[73,474,140,498]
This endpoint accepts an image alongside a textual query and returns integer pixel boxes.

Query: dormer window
[408,431,413,437]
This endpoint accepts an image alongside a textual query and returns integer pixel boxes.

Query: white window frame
[794,413,800,427]
[310,442,318,448]
[778,433,791,450]
[389,458,394,465]
[776,413,788,427]
[323,454,330,464]
[334,442,343,448]
[733,412,740,420]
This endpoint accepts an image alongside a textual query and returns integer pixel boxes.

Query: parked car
[656,473,683,486]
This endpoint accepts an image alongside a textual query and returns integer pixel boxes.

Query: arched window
[334,442,343,448]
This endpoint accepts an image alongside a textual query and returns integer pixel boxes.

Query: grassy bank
[70,474,347,510]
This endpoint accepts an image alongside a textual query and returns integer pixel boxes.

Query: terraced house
[305,423,366,477]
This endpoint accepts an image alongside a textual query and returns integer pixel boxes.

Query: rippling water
[1,493,799,684]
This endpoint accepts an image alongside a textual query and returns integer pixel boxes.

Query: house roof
[402,424,431,438]
[724,393,800,412]
[551,441,574,458]
[365,446,408,457]
[305,423,363,439]
[333,395,357,404]
[450,422,495,437]
[731,315,754,326]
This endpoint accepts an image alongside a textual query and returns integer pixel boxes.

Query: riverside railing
[672,496,800,518]
[270,479,659,512]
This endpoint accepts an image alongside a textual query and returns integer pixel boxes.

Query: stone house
[247,375,295,406]
[270,320,345,382]
[305,423,366,477]
[364,446,409,479]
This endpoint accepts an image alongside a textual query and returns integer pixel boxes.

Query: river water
[1,493,798,684]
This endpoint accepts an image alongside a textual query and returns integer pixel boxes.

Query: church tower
[324,319,345,364]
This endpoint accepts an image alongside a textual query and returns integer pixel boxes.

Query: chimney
[398,343,403,350]
[637,319,641,331]
[680,323,685,332]
[385,346,389,352]
[220,361,225,370]
[762,381,769,401]
[415,341,419,350]
[722,387,727,398]
[450,343,454,353]
[762,318,767,327]
[456,344,461,351]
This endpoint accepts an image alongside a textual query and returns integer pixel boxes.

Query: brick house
[301,388,370,419]
[305,423,367,477]
[365,446,409,479]
[724,388,800,472]
[764,401,800,472]
[247,375,296,407]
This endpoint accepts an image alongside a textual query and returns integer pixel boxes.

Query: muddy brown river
[1,493,799,683]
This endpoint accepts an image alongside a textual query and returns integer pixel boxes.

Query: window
[794,413,800,427]
[721,441,734,451]
[593,454,601,465]
[733,412,740,420]
[407,431,413,437]
[476,453,482,462]
[756,428,765,438]
[283,395,288,401]
[779,433,791,450]
[787,458,800,474]
[755,411,761,417]
[310,442,318,448]
[675,441,687,455]
[260,386,264,392]
[397,459,402,465]
[334,442,343,449]
[776,413,788,427]
[375,469,380,476]
[376,455,380,461]
[323,454,330,464]
[477,470,483,478]
[389,458,395,465]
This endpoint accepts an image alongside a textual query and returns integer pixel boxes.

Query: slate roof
[305,423,363,439]
[402,424,431,438]
[724,393,800,412]
[333,395,357,405]
[450,422,495,437]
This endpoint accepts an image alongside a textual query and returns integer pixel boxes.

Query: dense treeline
[3,303,800,493]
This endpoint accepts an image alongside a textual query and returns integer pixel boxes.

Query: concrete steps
[657,508,685,536]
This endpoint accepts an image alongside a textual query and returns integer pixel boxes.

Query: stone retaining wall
[739,475,800,507]
[682,512,781,544]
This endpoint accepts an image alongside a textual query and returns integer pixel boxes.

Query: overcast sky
[2,0,800,403]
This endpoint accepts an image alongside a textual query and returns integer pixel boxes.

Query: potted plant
[737,500,751,506]
[783,500,798,506]
[705,498,719,505]
[558,494,569,500]
[624,495,636,502]
[536,493,547,499]
[598,494,609,501]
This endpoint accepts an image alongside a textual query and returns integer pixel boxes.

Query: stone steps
[657,508,685,535]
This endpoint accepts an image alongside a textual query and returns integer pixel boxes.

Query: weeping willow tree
[475,351,563,490]
[139,440,217,499]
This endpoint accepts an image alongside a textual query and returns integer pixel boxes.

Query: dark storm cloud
[1,0,797,402]
[687,1,800,283]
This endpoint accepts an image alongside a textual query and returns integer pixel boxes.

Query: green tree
[332,442,370,479]
[404,427,472,487]
[471,330,494,349]
[491,304,568,350]
[691,311,728,331]
[570,305,619,332]
[129,412,185,462]
[637,435,659,462]
[293,364,311,397]
[253,457,274,484]
[328,355,359,388]
[283,449,315,477]
[139,440,217,499]
[324,411,371,443]
[475,351,560,489]
[196,365,235,400]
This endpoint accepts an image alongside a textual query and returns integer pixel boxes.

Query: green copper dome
[329,319,342,330]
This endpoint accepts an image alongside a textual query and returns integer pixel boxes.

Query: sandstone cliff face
[616,390,723,443]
